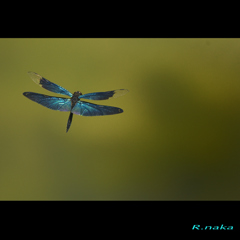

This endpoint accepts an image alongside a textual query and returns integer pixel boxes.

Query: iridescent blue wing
[79,89,129,100]
[28,72,72,97]
[23,92,71,111]
[71,100,123,116]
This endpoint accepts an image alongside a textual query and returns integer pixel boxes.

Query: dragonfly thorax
[71,91,82,109]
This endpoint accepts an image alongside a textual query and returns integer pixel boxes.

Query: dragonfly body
[23,72,128,132]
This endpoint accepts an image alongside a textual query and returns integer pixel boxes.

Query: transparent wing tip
[113,89,129,98]
[27,71,42,84]
[27,71,38,77]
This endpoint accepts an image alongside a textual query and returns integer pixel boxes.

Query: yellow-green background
[0,38,240,200]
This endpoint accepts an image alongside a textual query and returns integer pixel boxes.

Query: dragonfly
[23,72,129,132]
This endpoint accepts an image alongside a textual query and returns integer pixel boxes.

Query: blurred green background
[0,38,240,200]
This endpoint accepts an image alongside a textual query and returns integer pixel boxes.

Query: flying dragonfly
[23,72,129,132]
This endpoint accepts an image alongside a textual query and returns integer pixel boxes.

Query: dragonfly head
[73,91,82,97]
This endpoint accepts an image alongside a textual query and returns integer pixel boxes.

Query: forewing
[72,100,123,116]
[28,72,72,97]
[80,89,129,100]
[23,92,71,111]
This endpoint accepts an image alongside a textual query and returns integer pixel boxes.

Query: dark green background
[1,38,240,200]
